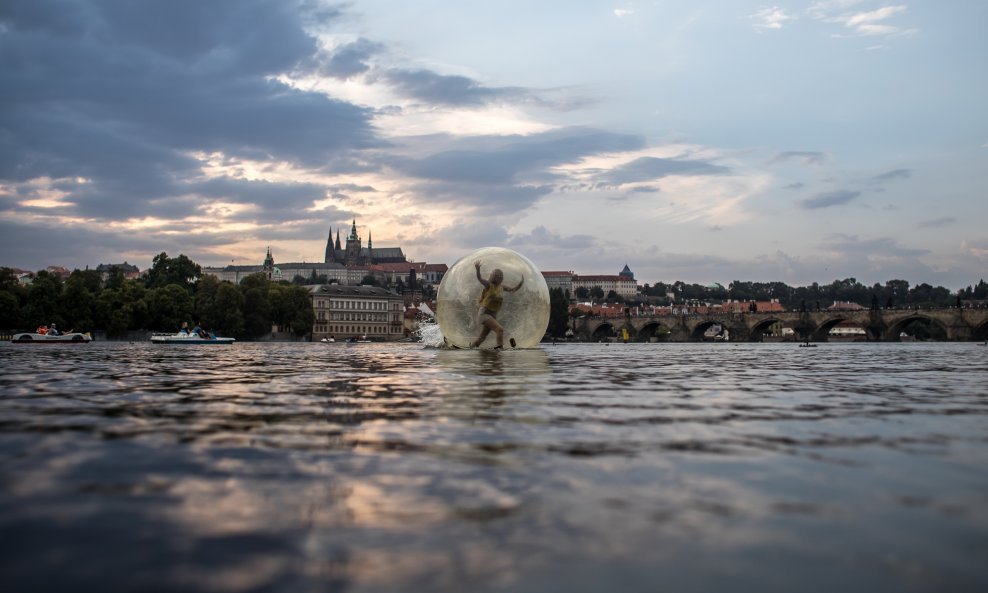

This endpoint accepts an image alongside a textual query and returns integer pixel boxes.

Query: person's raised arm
[474,260,489,286]
[506,277,524,292]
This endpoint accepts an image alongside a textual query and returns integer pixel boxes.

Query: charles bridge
[573,307,988,342]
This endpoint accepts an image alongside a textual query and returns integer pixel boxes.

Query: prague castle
[202,220,435,288]
[325,219,406,267]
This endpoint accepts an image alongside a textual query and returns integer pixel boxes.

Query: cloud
[917,217,956,229]
[770,151,827,166]
[597,157,730,186]
[873,168,911,181]
[613,9,635,18]
[0,0,382,224]
[820,233,929,257]
[380,69,533,107]
[810,2,914,37]
[321,38,383,79]
[393,128,644,185]
[404,181,554,214]
[799,189,860,209]
[750,7,795,31]
[509,226,595,250]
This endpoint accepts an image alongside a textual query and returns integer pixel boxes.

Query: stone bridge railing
[573,308,988,342]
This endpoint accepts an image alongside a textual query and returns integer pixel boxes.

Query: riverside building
[309,284,405,341]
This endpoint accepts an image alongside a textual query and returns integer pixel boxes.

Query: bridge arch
[886,314,949,341]
[591,321,617,342]
[637,321,672,342]
[974,318,988,341]
[815,316,871,341]
[750,317,785,341]
[688,319,727,341]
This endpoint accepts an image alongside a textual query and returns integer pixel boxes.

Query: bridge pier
[574,307,988,343]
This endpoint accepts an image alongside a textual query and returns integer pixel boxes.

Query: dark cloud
[0,218,224,271]
[395,128,644,185]
[917,217,956,229]
[783,182,805,190]
[328,183,378,193]
[770,151,827,166]
[799,189,860,209]
[381,69,532,107]
[322,38,382,79]
[597,156,729,186]
[873,168,911,181]
[190,177,329,214]
[0,0,381,222]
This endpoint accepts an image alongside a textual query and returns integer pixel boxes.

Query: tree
[0,268,27,330]
[0,291,22,330]
[147,284,194,330]
[361,274,377,286]
[575,286,589,300]
[25,270,64,328]
[146,252,202,291]
[194,275,222,325]
[606,290,623,303]
[96,279,149,336]
[213,283,245,338]
[240,273,272,339]
[284,285,315,337]
[547,288,570,338]
[60,271,99,331]
[589,286,604,302]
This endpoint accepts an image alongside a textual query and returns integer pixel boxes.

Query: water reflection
[0,342,986,592]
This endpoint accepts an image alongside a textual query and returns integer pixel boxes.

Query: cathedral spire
[368,230,373,250]
[324,227,334,263]
[335,228,342,251]
[349,218,359,242]
[263,246,274,270]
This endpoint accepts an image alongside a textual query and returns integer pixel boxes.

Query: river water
[1,341,986,592]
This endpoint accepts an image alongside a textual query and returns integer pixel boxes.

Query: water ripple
[1,341,987,592]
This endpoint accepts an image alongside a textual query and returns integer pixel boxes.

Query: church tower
[263,247,275,279]
[324,227,334,263]
[367,231,373,263]
[344,218,362,267]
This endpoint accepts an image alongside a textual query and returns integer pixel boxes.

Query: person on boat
[191,322,205,338]
[48,323,60,336]
[179,322,189,335]
[470,260,523,349]
[36,325,48,335]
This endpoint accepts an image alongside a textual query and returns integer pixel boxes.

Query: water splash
[414,320,447,348]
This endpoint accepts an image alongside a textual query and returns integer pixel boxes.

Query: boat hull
[151,334,235,345]
[11,332,92,344]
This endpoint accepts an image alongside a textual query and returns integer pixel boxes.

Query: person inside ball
[471,260,524,349]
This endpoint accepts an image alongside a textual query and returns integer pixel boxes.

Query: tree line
[625,278,986,310]
[1,253,315,340]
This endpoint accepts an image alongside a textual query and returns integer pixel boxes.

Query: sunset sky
[2,0,985,288]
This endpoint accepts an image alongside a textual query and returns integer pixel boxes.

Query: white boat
[344,335,371,344]
[320,337,336,343]
[11,332,92,344]
[150,332,235,345]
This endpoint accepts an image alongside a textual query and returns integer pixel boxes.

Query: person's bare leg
[471,323,493,347]
[492,320,505,348]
